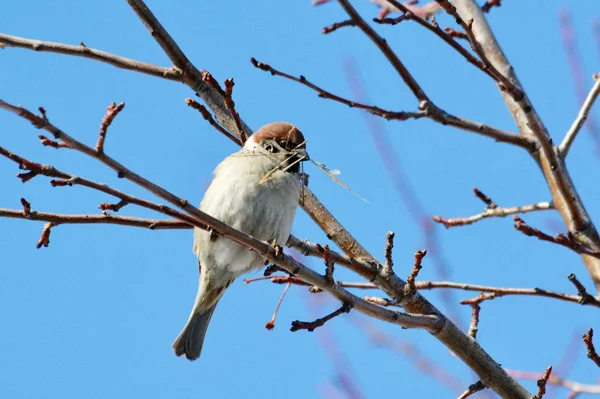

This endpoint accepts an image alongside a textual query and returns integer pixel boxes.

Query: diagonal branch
[0,33,182,81]
[560,74,600,157]
[452,0,600,292]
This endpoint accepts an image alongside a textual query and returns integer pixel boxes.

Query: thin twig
[466,302,481,339]
[433,201,553,228]
[251,57,423,121]
[223,78,246,144]
[406,250,427,291]
[508,369,600,396]
[290,302,352,332]
[533,366,552,399]
[582,328,600,367]
[36,222,54,249]
[265,282,292,330]
[383,232,395,274]
[0,33,182,81]
[514,217,600,258]
[0,208,191,230]
[457,381,487,399]
[568,274,600,306]
[185,98,241,145]
[480,0,501,13]
[322,19,356,34]
[96,102,125,153]
[20,198,31,216]
[560,75,600,157]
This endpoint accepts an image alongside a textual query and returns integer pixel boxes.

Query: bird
[172,121,309,360]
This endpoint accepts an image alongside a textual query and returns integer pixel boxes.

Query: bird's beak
[294,148,310,161]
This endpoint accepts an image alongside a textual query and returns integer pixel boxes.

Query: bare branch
[223,78,247,144]
[185,98,241,145]
[452,0,600,291]
[582,328,600,368]
[265,282,291,330]
[434,201,553,228]
[0,33,182,81]
[96,102,125,153]
[290,302,352,332]
[0,208,191,230]
[250,57,423,121]
[466,301,481,339]
[480,0,502,13]
[514,217,600,259]
[560,75,600,157]
[251,57,532,148]
[383,232,395,274]
[568,274,600,306]
[36,222,54,249]
[457,381,487,399]
[416,280,600,308]
[532,366,552,399]
[508,369,600,396]
[322,19,356,34]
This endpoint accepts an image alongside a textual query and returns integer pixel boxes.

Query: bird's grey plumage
[172,122,307,360]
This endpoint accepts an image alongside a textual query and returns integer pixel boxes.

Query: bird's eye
[278,140,288,150]
[263,143,278,153]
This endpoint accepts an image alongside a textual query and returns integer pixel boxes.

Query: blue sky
[1,1,599,398]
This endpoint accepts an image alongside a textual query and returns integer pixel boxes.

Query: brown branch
[20,198,31,216]
[252,57,531,149]
[250,57,423,121]
[582,328,600,367]
[184,98,241,146]
[480,0,501,13]
[336,0,429,102]
[508,369,600,396]
[265,282,292,330]
[0,208,191,230]
[406,249,427,290]
[0,33,182,82]
[124,0,253,137]
[433,0,523,100]
[568,274,600,306]
[39,134,68,149]
[416,280,600,307]
[322,19,356,34]
[444,27,468,40]
[433,201,553,228]
[323,245,335,284]
[36,222,54,248]
[457,381,487,399]
[96,102,125,153]
[452,0,600,291]
[223,78,246,144]
[383,232,395,274]
[466,301,481,339]
[290,302,352,332]
[514,217,600,258]
[533,366,552,399]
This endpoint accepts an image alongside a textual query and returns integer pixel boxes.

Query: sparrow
[172,121,309,360]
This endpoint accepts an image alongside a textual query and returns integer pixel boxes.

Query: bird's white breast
[193,147,302,284]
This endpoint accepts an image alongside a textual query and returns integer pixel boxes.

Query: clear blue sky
[1,1,599,398]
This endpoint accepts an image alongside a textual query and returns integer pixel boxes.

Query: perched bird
[172,122,309,360]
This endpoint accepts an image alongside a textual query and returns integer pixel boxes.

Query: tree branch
[560,74,600,157]
[452,0,600,292]
[434,201,553,228]
[0,33,182,81]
